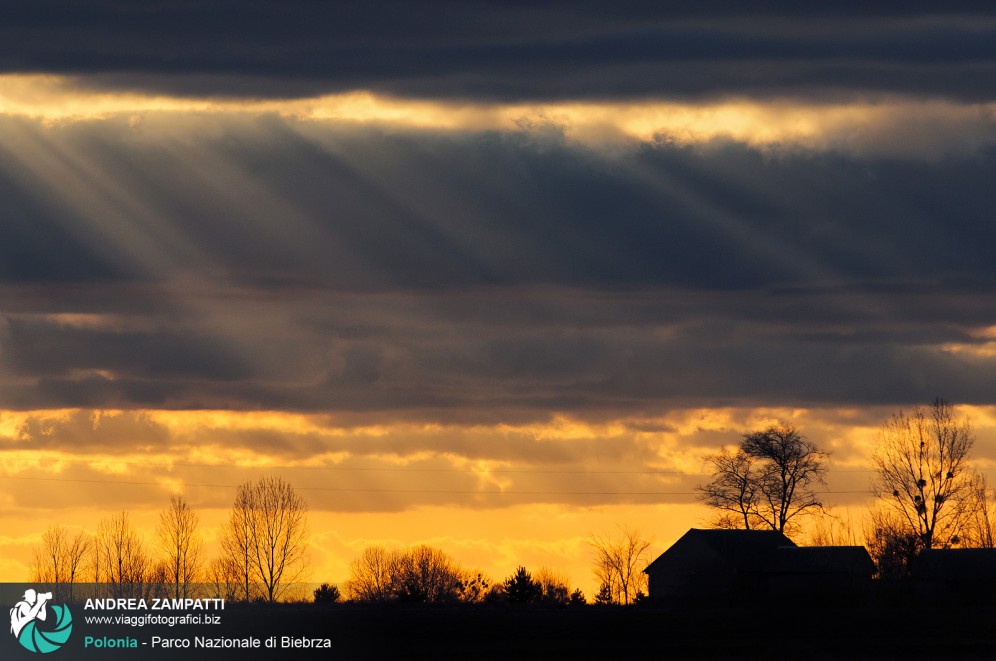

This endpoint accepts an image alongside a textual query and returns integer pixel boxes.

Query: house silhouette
[765,545,876,605]
[912,548,996,605]
[643,528,874,607]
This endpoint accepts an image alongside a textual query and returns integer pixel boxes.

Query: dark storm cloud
[0,116,994,414]
[1,317,252,380]
[2,2,996,101]
[0,164,127,284]
[14,113,996,294]
[5,115,996,293]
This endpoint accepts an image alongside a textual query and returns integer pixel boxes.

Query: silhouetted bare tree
[871,399,974,551]
[95,511,150,597]
[345,544,462,603]
[219,488,257,602]
[534,568,573,606]
[30,525,91,601]
[344,546,394,602]
[251,476,309,602]
[698,447,758,529]
[157,495,203,599]
[205,556,241,602]
[698,425,828,534]
[220,476,310,602]
[391,545,462,603]
[962,473,996,548]
[456,570,492,604]
[588,527,651,605]
[808,508,860,547]
[865,508,924,580]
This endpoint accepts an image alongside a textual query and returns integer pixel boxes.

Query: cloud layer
[0,405,925,514]
[0,115,994,415]
[2,3,995,588]
[2,3,995,102]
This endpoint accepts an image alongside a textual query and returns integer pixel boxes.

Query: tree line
[30,475,309,603]
[339,544,586,606]
[322,529,653,607]
[38,400,973,604]
[696,398,993,579]
[30,476,656,607]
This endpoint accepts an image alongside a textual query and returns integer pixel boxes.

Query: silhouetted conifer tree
[503,566,542,604]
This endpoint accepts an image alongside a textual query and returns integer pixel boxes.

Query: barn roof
[644,528,796,574]
[913,548,996,580]
[767,545,876,575]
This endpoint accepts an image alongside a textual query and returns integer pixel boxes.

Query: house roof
[913,548,996,579]
[644,528,796,574]
[767,545,876,575]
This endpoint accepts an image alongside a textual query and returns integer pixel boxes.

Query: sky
[2,1,996,595]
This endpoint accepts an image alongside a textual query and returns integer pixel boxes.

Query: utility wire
[3,456,985,497]
[0,456,902,475]
[0,473,877,496]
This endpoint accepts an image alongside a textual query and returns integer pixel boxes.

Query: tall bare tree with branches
[205,556,241,602]
[698,425,827,534]
[219,487,257,602]
[344,545,467,603]
[390,545,462,603]
[697,447,758,530]
[95,511,150,598]
[962,473,996,549]
[221,476,310,603]
[872,398,974,551]
[30,525,92,601]
[344,546,394,602]
[588,526,652,605]
[157,495,204,599]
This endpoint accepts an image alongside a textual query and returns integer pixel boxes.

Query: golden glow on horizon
[1,405,995,587]
[146,409,395,438]
[3,406,994,469]
[3,74,995,153]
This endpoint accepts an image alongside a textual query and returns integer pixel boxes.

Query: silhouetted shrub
[313,583,341,604]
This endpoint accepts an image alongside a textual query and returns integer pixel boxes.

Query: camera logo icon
[9,589,73,653]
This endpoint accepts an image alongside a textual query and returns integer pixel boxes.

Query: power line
[3,456,988,498]
[0,455,907,476]
[0,474,700,494]
[0,474,877,497]
[0,456,701,475]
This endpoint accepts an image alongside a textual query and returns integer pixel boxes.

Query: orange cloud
[4,405,996,591]
[3,74,996,157]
